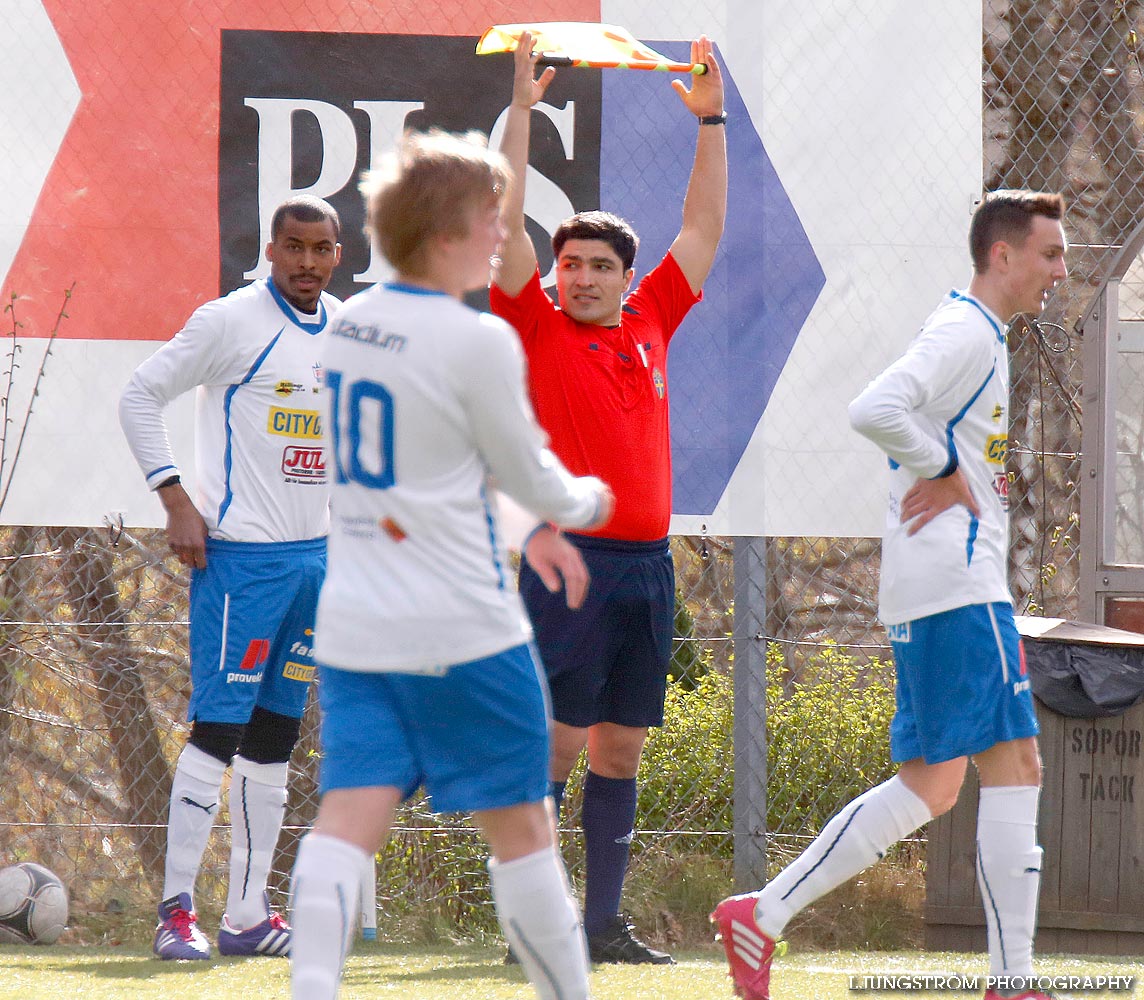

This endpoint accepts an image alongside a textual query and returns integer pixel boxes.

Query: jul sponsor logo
[282,445,325,481]
[993,471,1010,511]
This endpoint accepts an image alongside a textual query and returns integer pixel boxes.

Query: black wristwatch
[699,113,727,126]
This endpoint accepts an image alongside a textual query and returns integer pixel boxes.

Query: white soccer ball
[0,862,69,945]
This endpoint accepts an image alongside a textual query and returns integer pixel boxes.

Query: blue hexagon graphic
[602,43,825,515]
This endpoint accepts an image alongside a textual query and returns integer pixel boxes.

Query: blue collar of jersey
[267,278,328,334]
[949,289,1005,344]
[384,281,449,297]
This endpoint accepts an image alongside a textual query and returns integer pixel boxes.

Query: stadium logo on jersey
[268,407,322,438]
[275,380,305,397]
[282,446,326,480]
[993,471,1010,511]
[652,366,665,400]
[885,622,910,643]
[984,433,1008,464]
[331,319,408,352]
[282,660,315,683]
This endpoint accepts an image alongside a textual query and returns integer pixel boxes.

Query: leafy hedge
[764,641,897,835]
[638,668,736,838]
[638,640,897,843]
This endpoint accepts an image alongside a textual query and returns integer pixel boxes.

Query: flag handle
[536,52,707,74]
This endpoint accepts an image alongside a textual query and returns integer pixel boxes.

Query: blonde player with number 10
[288,129,614,1000]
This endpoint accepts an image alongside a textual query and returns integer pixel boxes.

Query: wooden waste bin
[925,618,1144,956]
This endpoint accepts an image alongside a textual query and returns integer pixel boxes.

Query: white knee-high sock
[489,847,590,1000]
[976,785,1041,979]
[290,832,366,1000]
[164,743,228,905]
[755,775,931,939]
[227,755,289,928]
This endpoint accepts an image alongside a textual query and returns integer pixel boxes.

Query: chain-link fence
[0,527,739,945]
[4,0,1144,951]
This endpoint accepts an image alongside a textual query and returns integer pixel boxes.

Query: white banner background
[0,1,980,535]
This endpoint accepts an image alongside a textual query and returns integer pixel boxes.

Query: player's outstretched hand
[525,525,591,610]
[899,468,981,537]
[513,30,556,109]
[671,35,724,118]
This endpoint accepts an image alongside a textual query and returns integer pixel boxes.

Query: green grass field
[1,943,1141,1000]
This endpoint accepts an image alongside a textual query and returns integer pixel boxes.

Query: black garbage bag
[1016,616,1144,718]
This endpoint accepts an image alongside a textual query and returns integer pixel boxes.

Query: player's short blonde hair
[361,129,510,277]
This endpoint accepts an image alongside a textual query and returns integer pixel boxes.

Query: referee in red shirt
[491,31,728,964]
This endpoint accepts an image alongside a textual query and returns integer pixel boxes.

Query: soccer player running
[491,31,727,965]
[712,191,1069,1000]
[288,130,614,1000]
[119,195,342,960]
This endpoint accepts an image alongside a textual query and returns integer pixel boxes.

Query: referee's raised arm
[493,31,554,297]
[667,35,728,296]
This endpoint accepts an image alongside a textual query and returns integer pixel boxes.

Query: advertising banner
[0,0,980,533]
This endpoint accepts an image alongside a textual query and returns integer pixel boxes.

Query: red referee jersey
[490,253,700,541]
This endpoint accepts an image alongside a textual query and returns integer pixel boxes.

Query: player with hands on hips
[119,194,342,962]
[712,190,1068,1000]
[288,129,612,1000]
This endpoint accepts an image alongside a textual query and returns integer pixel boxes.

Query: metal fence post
[732,535,768,889]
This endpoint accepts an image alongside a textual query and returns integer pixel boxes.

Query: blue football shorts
[316,642,551,814]
[889,601,1040,764]
[518,533,674,729]
[187,536,326,724]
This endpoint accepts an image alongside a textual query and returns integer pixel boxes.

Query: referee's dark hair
[553,211,640,272]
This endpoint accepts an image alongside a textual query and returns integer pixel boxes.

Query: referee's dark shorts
[519,533,674,729]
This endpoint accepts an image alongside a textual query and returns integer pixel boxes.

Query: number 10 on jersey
[325,370,396,489]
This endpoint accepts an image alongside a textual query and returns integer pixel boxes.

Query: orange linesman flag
[476,22,707,74]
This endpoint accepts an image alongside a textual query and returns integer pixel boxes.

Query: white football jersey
[849,290,1013,626]
[119,278,338,542]
[314,282,605,674]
